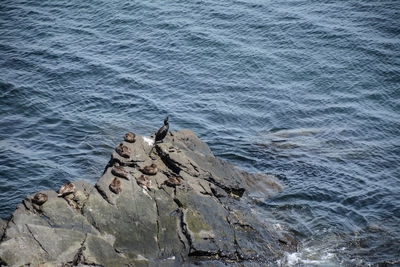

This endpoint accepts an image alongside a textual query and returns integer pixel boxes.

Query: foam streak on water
[1,0,399,265]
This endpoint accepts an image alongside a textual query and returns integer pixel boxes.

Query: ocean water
[1,0,399,265]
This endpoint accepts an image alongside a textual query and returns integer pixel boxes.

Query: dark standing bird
[155,117,169,143]
[149,117,169,156]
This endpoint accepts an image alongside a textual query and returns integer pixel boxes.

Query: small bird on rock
[116,143,131,158]
[163,176,181,187]
[139,163,158,175]
[32,192,48,205]
[124,132,136,143]
[58,182,76,197]
[109,177,122,194]
[136,175,151,190]
[111,164,129,179]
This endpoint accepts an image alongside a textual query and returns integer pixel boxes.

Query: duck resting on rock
[58,182,76,197]
[164,176,182,187]
[136,175,151,190]
[116,143,131,158]
[111,164,129,179]
[32,192,48,205]
[124,132,136,143]
[109,177,122,194]
[139,163,158,175]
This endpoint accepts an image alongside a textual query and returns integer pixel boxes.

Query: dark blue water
[1,0,399,265]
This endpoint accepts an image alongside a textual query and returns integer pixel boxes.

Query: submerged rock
[0,130,297,266]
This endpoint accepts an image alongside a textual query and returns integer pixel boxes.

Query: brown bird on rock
[164,176,181,187]
[136,175,151,190]
[58,182,76,197]
[111,164,129,179]
[116,143,131,158]
[109,177,122,194]
[139,164,158,175]
[32,192,48,205]
[124,132,136,143]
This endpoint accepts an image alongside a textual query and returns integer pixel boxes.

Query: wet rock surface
[0,130,296,266]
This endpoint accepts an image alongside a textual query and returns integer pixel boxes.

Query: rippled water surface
[1,0,399,265]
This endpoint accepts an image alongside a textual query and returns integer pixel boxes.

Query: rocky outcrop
[0,130,296,266]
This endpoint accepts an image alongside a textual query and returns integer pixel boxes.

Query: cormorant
[155,117,169,143]
[149,117,169,156]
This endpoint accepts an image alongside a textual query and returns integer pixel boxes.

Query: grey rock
[0,235,49,266]
[79,234,130,266]
[24,224,85,262]
[0,219,5,243]
[0,130,297,266]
